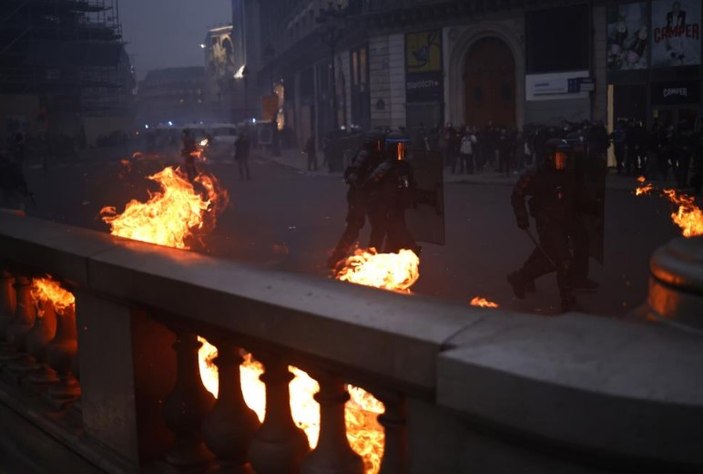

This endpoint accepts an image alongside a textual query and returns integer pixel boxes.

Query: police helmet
[385,131,411,161]
[544,138,570,171]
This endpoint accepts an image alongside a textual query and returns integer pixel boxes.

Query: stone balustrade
[0,212,702,473]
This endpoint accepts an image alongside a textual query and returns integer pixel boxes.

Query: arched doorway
[463,37,516,127]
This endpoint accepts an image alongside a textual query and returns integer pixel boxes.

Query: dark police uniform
[328,135,385,267]
[508,140,580,311]
[364,135,418,254]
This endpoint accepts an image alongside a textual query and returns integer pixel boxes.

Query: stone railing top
[2,213,702,467]
[439,312,703,466]
[0,213,484,392]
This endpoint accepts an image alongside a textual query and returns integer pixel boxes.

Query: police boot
[507,271,527,299]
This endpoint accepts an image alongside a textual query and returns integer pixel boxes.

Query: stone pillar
[301,374,363,474]
[44,305,80,409]
[202,339,260,472]
[162,328,215,468]
[0,276,35,360]
[647,237,703,332]
[6,300,57,383]
[248,354,309,474]
[0,271,15,335]
[376,392,407,474]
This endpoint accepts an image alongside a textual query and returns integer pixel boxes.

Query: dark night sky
[119,0,232,80]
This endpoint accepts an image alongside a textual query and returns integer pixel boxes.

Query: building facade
[244,0,701,147]
[136,67,209,126]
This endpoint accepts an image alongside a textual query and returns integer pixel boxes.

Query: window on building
[359,47,367,84]
[526,4,589,73]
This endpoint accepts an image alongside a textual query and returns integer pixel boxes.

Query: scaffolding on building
[0,0,133,119]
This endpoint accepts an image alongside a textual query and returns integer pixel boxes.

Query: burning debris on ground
[332,247,420,293]
[470,296,499,308]
[100,166,228,249]
[634,177,703,237]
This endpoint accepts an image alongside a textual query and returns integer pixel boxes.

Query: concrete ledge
[0,215,116,287]
[438,313,703,468]
[0,213,485,393]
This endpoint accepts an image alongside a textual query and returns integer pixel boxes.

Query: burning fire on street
[333,247,420,292]
[634,177,703,237]
[101,164,385,472]
[470,296,499,308]
[197,337,385,474]
[30,276,75,316]
[100,166,228,249]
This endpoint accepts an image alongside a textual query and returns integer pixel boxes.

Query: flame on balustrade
[30,276,75,316]
[101,164,384,472]
[197,337,385,474]
[100,166,228,249]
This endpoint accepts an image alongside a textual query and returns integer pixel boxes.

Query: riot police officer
[328,132,386,267]
[507,139,579,312]
[364,132,418,254]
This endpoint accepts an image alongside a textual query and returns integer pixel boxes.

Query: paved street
[21,151,681,317]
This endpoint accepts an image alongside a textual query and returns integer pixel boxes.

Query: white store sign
[526,71,591,101]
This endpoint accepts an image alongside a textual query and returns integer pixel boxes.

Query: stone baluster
[44,305,81,409]
[162,328,215,469]
[376,391,407,474]
[0,271,15,337]
[301,374,363,474]
[7,299,57,384]
[249,354,310,474]
[0,276,35,362]
[202,339,261,473]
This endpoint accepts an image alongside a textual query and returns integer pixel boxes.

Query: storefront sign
[651,0,701,67]
[651,81,700,105]
[406,71,443,103]
[526,71,591,101]
[606,2,648,71]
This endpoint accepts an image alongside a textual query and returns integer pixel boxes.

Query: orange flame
[30,276,75,316]
[661,188,703,237]
[634,179,703,237]
[634,182,654,196]
[470,296,499,308]
[334,247,420,292]
[100,166,228,249]
[197,337,384,473]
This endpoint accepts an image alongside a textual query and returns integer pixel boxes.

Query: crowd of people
[412,119,703,191]
[610,119,703,191]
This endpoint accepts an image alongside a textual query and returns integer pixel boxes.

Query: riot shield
[573,149,606,264]
[406,148,445,245]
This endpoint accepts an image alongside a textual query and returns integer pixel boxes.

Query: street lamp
[317,2,347,132]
